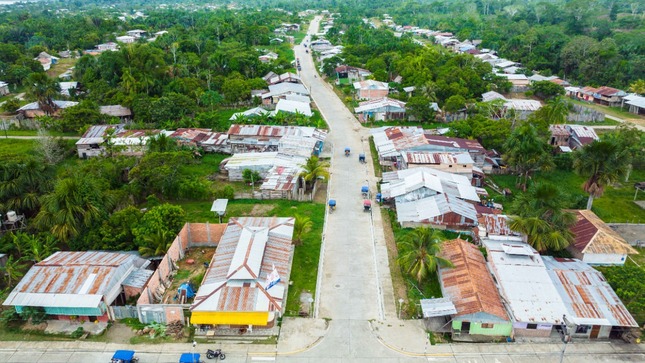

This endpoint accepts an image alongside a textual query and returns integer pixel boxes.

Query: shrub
[213,185,235,199]
[71,327,85,339]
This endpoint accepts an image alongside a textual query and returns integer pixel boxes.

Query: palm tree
[396,227,452,284]
[511,182,576,228]
[35,176,114,242]
[573,140,630,210]
[138,230,173,257]
[299,156,330,192]
[503,123,554,191]
[292,214,313,246]
[24,73,60,115]
[147,133,178,153]
[0,159,51,215]
[0,256,28,289]
[509,216,573,252]
[542,97,570,124]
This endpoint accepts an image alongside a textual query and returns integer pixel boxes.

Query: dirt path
[103,322,136,344]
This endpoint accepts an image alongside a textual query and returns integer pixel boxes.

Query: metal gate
[111,305,138,319]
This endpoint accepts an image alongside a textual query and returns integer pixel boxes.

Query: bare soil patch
[161,247,216,304]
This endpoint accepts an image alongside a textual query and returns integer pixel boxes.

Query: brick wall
[137,223,226,306]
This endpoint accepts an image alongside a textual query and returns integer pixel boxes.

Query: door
[590,325,600,339]
[461,321,471,333]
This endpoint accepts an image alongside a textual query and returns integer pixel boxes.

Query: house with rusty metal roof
[567,210,638,265]
[226,124,326,155]
[476,214,522,242]
[3,251,151,323]
[437,239,512,341]
[400,152,474,179]
[75,124,126,158]
[354,97,406,122]
[542,257,638,339]
[483,239,568,338]
[566,125,599,149]
[190,217,294,328]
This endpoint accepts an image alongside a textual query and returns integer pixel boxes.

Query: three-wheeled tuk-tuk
[111,350,139,363]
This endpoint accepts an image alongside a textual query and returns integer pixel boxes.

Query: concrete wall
[582,253,627,266]
[452,320,512,337]
[512,322,553,337]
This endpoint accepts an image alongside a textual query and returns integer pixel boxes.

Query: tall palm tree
[299,156,329,192]
[138,229,173,257]
[511,182,576,228]
[292,214,313,246]
[24,73,60,115]
[0,256,28,289]
[573,140,630,210]
[503,123,554,191]
[396,227,452,284]
[0,159,51,215]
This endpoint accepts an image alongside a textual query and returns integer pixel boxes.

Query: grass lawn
[488,168,645,223]
[178,199,324,316]
[46,58,77,78]
[0,139,37,162]
[2,129,78,137]
[627,247,645,268]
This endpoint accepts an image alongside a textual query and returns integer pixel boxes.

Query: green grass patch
[567,119,620,126]
[2,130,78,137]
[179,153,228,177]
[627,247,645,268]
[0,138,37,162]
[368,136,382,177]
[488,168,645,223]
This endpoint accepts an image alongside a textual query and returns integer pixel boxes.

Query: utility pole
[559,315,571,363]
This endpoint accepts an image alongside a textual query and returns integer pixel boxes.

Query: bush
[19,306,47,324]
[554,152,573,170]
[70,327,85,339]
[214,185,235,199]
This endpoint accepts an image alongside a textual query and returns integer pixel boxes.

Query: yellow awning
[191,311,270,326]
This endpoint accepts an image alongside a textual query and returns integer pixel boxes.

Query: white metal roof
[354,97,406,113]
[353,79,389,90]
[483,240,568,325]
[227,227,269,279]
[482,91,507,102]
[495,73,528,81]
[625,94,645,109]
[273,99,313,117]
[420,298,458,318]
[396,193,477,224]
[285,93,311,104]
[229,107,271,120]
[381,167,480,202]
[504,99,542,111]
[267,82,310,96]
[18,100,78,111]
[4,292,103,308]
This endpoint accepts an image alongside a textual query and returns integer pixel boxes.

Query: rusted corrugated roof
[570,210,638,255]
[477,214,520,237]
[4,251,147,308]
[191,217,294,314]
[543,257,638,327]
[439,239,509,321]
[549,125,569,136]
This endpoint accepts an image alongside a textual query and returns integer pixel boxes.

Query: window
[575,325,590,334]
[481,323,494,329]
[527,323,538,329]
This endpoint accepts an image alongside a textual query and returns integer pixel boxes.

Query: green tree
[24,234,59,263]
[530,81,565,100]
[573,140,630,210]
[35,175,115,243]
[397,227,452,284]
[299,156,330,192]
[503,123,554,191]
[242,169,261,186]
[132,203,186,246]
[24,72,60,115]
[629,80,645,95]
[0,159,51,216]
[509,216,572,252]
[138,229,173,257]
[406,96,436,122]
[0,256,28,289]
[292,214,313,246]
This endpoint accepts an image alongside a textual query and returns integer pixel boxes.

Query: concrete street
[0,16,643,363]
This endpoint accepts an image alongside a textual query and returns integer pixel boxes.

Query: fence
[111,305,138,320]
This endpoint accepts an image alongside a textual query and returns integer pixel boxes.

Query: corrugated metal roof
[439,239,509,321]
[267,82,309,96]
[477,214,521,238]
[228,124,315,138]
[229,107,271,120]
[354,97,406,113]
[18,100,78,111]
[191,217,294,314]
[504,99,542,111]
[402,152,473,165]
[396,193,477,224]
[99,105,132,117]
[3,251,147,308]
[420,298,457,318]
[570,210,638,255]
[625,95,645,109]
[543,257,638,327]
[353,80,388,90]
[273,99,312,117]
[382,167,480,202]
[549,125,569,136]
[482,91,507,102]
[566,125,599,144]
[483,240,568,324]
[260,165,300,191]
[424,135,485,152]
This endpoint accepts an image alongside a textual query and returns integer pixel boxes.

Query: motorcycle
[206,349,226,360]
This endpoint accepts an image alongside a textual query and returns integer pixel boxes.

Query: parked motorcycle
[206,349,226,360]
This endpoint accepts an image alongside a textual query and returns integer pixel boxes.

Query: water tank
[6,211,17,222]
